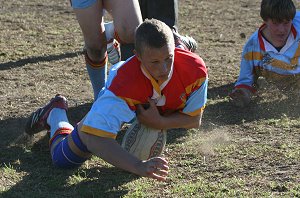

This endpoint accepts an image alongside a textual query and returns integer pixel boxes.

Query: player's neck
[261,28,288,49]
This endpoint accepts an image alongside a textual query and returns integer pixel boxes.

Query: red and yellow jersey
[109,48,207,115]
[81,48,208,138]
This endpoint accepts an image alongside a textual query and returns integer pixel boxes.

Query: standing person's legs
[138,0,178,30]
[138,0,197,52]
[72,0,107,100]
[120,0,179,61]
[121,0,178,61]
[103,0,142,61]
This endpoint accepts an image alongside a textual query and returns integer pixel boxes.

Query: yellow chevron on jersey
[244,51,263,61]
[81,125,117,139]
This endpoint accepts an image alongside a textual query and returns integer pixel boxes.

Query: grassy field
[0,0,299,197]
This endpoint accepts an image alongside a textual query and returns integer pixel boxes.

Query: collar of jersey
[140,63,174,99]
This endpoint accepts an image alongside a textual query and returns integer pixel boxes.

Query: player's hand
[138,157,169,181]
[136,98,162,128]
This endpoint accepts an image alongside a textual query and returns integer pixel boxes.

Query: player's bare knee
[116,28,135,44]
[85,46,107,62]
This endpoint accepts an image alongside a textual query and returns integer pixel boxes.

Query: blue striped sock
[86,63,107,100]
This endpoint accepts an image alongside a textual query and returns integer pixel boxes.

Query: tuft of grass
[264,114,300,128]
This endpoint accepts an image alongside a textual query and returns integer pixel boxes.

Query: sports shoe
[229,88,252,108]
[25,94,68,135]
[173,30,198,52]
[107,39,121,65]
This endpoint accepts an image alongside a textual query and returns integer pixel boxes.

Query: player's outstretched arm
[78,130,169,181]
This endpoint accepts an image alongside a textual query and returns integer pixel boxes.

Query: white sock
[47,108,74,138]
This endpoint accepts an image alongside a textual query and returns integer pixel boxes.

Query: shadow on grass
[0,142,136,197]
[204,83,300,126]
[1,83,298,197]
[0,103,138,197]
[0,51,82,71]
[0,103,92,148]
[207,82,235,99]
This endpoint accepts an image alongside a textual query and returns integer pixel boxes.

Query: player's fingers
[147,98,156,107]
[151,173,168,181]
[150,158,168,170]
[147,167,169,181]
[155,168,169,177]
[151,157,168,165]
[157,163,169,171]
[147,158,169,175]
[136,104,144,113]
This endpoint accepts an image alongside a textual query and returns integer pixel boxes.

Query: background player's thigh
[103,0,142,43]
[74,0,106,59]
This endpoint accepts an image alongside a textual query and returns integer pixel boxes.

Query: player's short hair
[260,0,296,22]
[135,18,174,55]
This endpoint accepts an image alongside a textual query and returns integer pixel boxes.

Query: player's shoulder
[175,48,204,62]
[242,29,260,53]
[174,48,207,76]
[108,56,150,96]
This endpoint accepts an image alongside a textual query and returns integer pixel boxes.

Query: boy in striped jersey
[230,0,300,107]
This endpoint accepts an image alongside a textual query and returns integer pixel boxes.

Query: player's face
[264,19,292,48]
[137,43,175,82]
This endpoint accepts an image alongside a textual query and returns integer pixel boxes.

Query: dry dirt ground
[0,0,300,197]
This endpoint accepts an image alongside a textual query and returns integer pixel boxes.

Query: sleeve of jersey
[293,11,300,27]
[234,39,257,93]
[181,78,208,116]
[81,90,136,139]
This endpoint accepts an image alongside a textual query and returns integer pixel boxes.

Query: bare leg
[103,0,142,60]
[73,0,108,99]
[74,0,106,62]
[103,0,142,43]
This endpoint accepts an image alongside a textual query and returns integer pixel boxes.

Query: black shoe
[173,30,198,52]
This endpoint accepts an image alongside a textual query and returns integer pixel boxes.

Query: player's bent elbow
[189,115,202,129]
[189,120,202,129]
[196,119,202,128]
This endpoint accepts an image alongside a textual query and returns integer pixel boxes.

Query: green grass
[1,123,299,197]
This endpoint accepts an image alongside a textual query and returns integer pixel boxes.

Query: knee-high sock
[47,108,74,138]
[85,53,108,100]
[86,64,107,100]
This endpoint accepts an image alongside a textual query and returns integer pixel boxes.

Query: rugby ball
[121,120,167,160]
